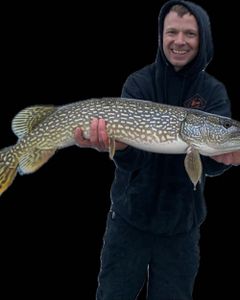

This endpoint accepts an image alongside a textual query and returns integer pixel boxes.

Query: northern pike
[0,97,240,196]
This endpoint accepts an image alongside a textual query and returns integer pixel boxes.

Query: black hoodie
[110,0,231,235]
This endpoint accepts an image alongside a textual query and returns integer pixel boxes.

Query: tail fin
[0,147,18,196]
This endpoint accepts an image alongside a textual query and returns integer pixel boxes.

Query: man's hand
[211,151,240,166]
[74,118,128,152]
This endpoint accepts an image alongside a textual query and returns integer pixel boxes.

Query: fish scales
[0,97,240,195]
[15,98,186,151]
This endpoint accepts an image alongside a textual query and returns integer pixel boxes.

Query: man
[75,1,240,299]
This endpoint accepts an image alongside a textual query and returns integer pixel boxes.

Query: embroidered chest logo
[183,94,206,110]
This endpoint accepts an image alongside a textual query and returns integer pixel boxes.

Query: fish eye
[223,120,232,129]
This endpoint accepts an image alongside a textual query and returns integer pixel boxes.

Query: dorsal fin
[11,105,57,138]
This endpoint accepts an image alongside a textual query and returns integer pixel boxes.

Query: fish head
[181,111,240,155]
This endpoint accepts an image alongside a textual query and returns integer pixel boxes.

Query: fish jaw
[198,142,240,156]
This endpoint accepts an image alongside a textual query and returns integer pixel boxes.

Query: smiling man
[75,1,239,299]
[163,5,199,71]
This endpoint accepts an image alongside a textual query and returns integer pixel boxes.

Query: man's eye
[186,32,197,37]
[166,30,176,35]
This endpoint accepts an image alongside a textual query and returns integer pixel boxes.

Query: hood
[157,0,214,75]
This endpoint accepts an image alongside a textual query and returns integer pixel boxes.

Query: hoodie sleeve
[202,81,232,176]
[113,75,151,171]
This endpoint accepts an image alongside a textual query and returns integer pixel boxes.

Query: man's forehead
[164,11,198,30]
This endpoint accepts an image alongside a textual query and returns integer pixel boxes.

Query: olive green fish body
[0,97,240,195]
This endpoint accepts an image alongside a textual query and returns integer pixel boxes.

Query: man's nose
[175,32,186,44]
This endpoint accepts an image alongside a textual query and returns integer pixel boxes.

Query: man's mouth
[171,49,188,55]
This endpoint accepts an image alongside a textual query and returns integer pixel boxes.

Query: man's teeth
[172,49,187,54]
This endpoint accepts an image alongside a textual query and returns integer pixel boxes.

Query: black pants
[96,211,200,300]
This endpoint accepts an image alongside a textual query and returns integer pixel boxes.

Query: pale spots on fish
[0,97,239,196]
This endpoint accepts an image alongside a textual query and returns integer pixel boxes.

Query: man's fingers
[211,152,240,165]
[74,127,92,147]
[98,119,109,150]
[75,118,109,151]
[88,118,109,151]
[89,118,99,145]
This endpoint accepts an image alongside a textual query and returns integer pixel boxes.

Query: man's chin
[171,62,185,71]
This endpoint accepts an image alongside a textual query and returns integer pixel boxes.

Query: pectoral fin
[184,147,202,190]
[109,137,116,160]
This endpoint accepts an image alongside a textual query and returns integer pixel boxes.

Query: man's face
[163,11,199,71]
